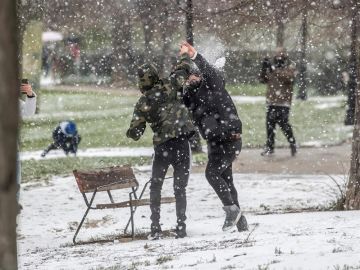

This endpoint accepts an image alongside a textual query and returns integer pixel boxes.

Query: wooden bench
[72,165,175,244]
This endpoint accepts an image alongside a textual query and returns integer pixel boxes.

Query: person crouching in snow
[41,121,81,157]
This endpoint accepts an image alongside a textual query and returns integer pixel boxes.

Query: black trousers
[266,105,296,150]
[205,139,242,206]
[150,136,190,227]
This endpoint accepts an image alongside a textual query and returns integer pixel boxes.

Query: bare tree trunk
[186,0,194,45]
[297,4,308,100]
[137,0,155,62]
[159,1,171,76]
[111,9,135,85]
[345,1,359,125]
[345,81,360,209]
[275,2,286,47]
[0,0,20,268]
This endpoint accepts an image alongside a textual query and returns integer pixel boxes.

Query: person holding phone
[17,79,36,209]
[20,79,36,117]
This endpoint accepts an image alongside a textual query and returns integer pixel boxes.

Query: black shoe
[222,205,241,231]
[41,151,47,157]
[175,223,187,239]
[236,215,249,232]
[148,223,162,240]
[148,231,163,240]
[290,144,297,157]
[261,147,274,156]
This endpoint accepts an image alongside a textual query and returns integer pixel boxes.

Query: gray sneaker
[236,215,249,232]
[222,205,241,231]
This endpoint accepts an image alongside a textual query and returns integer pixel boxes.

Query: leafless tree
[0,0,20,269]
[297,0,309,100]
[345,62,360,209]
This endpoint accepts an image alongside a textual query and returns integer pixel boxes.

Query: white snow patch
[17,173,360,270]
[231,95,346,105]
[314,102,342,110]
[231,96,265,104]
[20,147,155,161]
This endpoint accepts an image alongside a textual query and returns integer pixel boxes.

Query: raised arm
[181,41,224,90]
[20,83,37,117]
[193,53,223,84]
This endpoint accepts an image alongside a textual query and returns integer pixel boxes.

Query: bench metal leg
[124,180,150,234]
[73,191,97,245]
[129,194,135,240]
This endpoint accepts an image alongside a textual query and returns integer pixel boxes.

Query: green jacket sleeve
[126,99,146,141]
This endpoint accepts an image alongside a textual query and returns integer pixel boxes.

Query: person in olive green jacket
[259,47,297,156]
[126,51,194,240]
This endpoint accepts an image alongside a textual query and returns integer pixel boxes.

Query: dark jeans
[205,139,242,206]
[266,105,296,150]
[150,136,190,228]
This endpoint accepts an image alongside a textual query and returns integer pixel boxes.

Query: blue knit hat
[60,121,77,136]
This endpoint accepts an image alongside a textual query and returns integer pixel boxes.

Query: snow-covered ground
[20,147,155,161]
[17,172,360,270]
[231,95,346,105]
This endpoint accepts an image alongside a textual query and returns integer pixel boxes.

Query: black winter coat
[52,126,81,154]
[183,53,242,142]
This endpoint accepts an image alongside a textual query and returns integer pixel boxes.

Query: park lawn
[226,83,266,96]
[21,152,209,183]
[20,89,152,151]
[21,156,152,183]
[20,87,351,182]
[20,88,350,151]
[239,98,351,148]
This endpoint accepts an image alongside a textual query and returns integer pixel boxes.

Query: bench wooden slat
[73,165,138,193]
[96,197,176,209]
[96,182,137,192]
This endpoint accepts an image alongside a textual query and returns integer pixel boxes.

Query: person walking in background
[179,41,248,233]
[259,47,297,156]
[41,121,81,157]
[126,56,195,240]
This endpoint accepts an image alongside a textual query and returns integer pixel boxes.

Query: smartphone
[20,79,29,94]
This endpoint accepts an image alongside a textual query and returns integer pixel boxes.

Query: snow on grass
[17,172,360,270]
[20,147,155,161]
[20,90,350,152]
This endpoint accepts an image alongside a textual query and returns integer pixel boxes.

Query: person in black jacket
[180,41,248,232]
[41,121,81,157]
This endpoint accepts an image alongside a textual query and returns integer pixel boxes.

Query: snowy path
[20,147,155,161]
[17,172,360,269]
[20,143,351,175]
